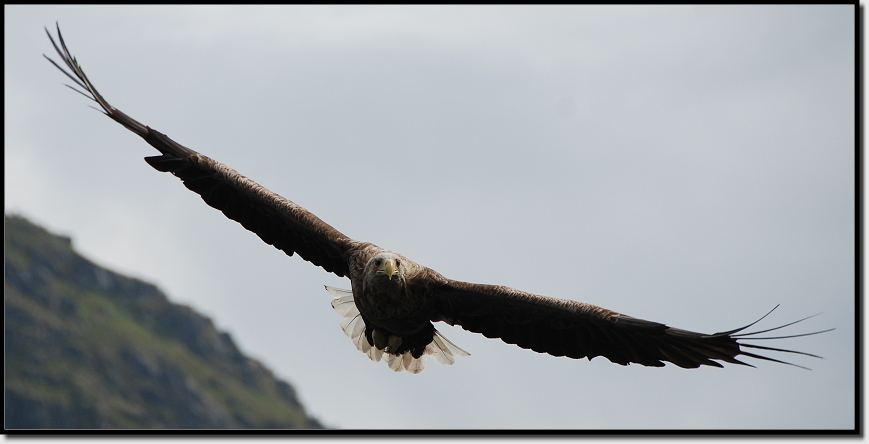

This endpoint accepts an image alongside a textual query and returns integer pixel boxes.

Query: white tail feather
[427,330,471,365]
[385,353,402,371]
[325,285,469,373]
[404,354,425,374]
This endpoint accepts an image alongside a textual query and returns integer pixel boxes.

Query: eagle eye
[374,258,382,266]
[396,259,401,267]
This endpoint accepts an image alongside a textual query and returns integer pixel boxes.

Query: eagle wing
[431,279,827,369]
[44,25,358,277]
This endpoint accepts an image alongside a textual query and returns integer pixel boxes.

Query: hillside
[5,214,324,429]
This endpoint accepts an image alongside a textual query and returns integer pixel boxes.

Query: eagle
[45,25,830,374]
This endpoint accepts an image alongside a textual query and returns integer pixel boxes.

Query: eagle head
[361,252,409,297]
[367,252,403,280]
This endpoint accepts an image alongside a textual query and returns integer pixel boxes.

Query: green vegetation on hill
[5,214,324,429]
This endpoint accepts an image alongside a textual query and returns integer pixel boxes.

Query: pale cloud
[5,5,854,429]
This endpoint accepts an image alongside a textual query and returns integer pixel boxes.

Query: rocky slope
[5,214,323,429]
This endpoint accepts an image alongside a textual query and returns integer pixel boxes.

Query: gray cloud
[6,5,854,429]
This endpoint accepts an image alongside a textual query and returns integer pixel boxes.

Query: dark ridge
[5,213,325,429]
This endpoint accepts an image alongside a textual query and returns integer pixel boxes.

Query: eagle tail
[326,286,468,373]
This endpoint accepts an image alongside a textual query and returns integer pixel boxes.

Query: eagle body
[351,250,441,355]
[45,25,828,374]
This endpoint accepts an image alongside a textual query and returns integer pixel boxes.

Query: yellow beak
[377,258,397,280]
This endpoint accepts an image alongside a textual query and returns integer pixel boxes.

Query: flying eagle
[45,25,830,374]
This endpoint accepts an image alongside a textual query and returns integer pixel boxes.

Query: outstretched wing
[45,24,360,277]
[431,280,830,369]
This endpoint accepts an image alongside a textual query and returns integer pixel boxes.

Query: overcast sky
[5,5,855,431]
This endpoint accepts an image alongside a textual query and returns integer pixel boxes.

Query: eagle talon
[372,329,403,353]
[372,329,388,350]
[387,334,403,352]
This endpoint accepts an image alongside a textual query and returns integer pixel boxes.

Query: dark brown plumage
[45,24,831,374]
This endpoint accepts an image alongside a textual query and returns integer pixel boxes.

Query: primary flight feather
[45,25,830,374]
